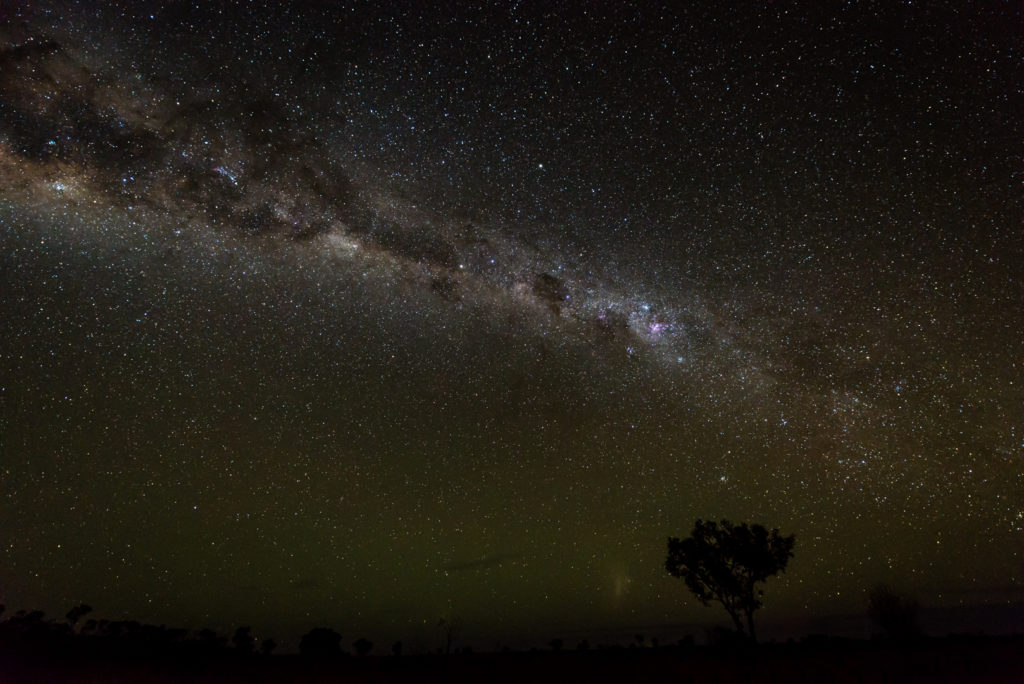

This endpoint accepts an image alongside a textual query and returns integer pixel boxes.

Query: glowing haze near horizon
[1,1,1021,650]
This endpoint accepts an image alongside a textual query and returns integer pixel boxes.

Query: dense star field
[1,1,1021,649]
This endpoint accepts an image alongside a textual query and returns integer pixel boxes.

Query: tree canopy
[666,519,795,642]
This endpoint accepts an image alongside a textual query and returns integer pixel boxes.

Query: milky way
[1,2,1021,648]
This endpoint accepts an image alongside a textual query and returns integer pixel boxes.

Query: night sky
[1,1,1022,650]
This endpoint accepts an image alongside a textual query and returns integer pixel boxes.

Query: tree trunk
[726,608,745,636]
[745,610,757,643]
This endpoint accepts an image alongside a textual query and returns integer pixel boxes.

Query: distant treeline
[0,604,279,661]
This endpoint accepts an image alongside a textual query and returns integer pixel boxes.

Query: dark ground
[2,636,1023,683]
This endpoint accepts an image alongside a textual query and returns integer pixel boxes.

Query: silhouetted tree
[867,584,921,640]
[300,627,342,658]
[391,640,403,658]
[65,604,92,628]
[353,637,373,657]
[232,626,254,653]
[260,638,277,656]
[666,519,795,642]
[576,639,590,651]
[549,638,563,651]
[437,616,462,655]
[6,610,53,636]
[196,628,226,648]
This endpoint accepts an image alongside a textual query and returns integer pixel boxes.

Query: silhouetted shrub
[353,637,373,657]
[868,584,921,640]
[232,626,254,653]
[300,627,342,658]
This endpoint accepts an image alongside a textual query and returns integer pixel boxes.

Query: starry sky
[1,1,1022,650]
